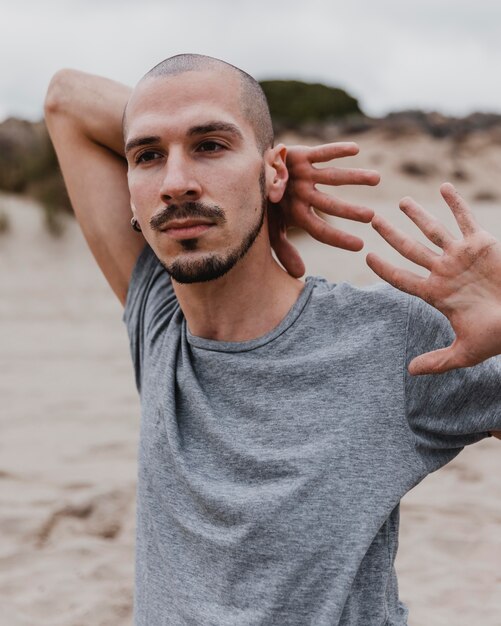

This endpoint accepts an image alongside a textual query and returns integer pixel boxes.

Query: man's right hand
[268,142,380,278]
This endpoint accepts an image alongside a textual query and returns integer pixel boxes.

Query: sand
[1,130,500,625]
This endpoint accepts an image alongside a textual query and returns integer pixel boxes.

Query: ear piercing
[131,217,142,232]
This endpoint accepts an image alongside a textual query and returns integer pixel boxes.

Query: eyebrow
[124,135,161,155]
[124,121,244,156]
[187,121,244,140]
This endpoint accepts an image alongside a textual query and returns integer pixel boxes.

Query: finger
[399,196,457,250]
[440,182,479,236]
[272,231,306,278]
[371,214,439,270]
[306,142,360,163]
[313,166,380,187]
[309,189,374,222]
[408,346,460,376]
[366,252,426,296]
[295,210,365,251]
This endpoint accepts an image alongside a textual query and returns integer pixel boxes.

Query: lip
[161,219,214,239]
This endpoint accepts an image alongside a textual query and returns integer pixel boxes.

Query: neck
[171,233,304,342]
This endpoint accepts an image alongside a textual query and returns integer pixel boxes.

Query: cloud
[1,0,500,120]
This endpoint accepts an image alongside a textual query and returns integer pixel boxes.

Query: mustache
[149,202,226,231]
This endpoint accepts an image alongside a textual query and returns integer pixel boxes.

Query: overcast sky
[1,0,500,121]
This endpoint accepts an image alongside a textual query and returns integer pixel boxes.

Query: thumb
[273,234,306,278]
[408,346,459,376]
[268,210,306,278]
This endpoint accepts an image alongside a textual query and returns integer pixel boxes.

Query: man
[45,54,501,625]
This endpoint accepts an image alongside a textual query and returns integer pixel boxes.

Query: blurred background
[1,1,500,624]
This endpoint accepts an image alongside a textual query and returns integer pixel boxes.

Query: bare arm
[44,69,145,306]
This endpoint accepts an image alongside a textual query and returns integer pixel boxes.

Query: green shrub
[260,80,361,128]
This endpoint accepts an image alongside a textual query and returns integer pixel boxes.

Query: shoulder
[123,244,179,336]
[308,276,413,322]
[121,245,180,393]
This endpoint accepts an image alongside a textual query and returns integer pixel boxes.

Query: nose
[159,150,202,204]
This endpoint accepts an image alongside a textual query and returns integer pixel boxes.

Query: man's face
[125,69,269,283]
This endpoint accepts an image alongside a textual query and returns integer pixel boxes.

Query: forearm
[44,69,131,156]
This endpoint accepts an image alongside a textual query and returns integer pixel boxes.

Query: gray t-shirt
[123,244,501,626]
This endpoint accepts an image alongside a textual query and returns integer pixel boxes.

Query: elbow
[44,68,80,119]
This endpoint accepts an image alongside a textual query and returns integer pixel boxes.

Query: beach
[1,129,500,625]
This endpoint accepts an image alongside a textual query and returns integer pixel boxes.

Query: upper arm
[45,71,145,306]
[405,296,501,459]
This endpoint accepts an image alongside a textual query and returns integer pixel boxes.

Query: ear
[264,143,288,203]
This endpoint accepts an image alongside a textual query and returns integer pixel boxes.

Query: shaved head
[127,53,274,154]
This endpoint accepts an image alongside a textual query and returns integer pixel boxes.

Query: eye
[135,150,163,164]
[197,140,225,153]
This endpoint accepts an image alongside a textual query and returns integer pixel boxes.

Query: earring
[131,217,142,232]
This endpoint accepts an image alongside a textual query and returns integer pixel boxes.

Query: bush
[0,118,72,234]
[0,119,59,192]
[28,171,70,236]
[260,80,361,129]
[0,209,9,234]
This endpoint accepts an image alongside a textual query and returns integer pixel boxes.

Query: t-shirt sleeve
[122,244,179,394]
[404,295,501,472]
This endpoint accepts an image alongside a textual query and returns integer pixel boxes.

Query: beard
[159,168,267,284]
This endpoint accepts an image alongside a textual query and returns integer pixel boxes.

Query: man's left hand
[367,182,501,376]
[269,142,380,278]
